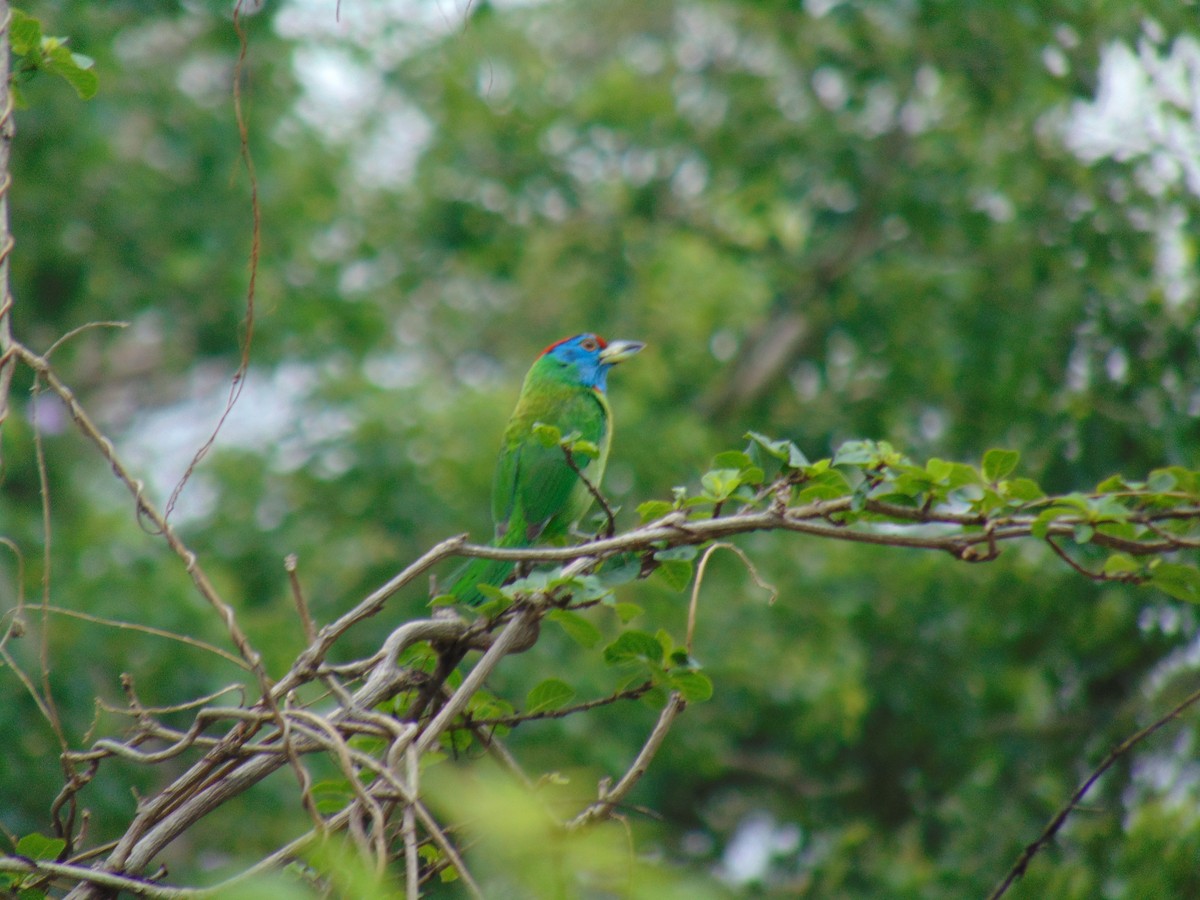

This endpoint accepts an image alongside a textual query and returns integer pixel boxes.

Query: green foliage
[546,608,602,648]
[531,421,599,461]
[9,10,97,102]
[525,677,575,713]
[1149,562,1200,604]
[0,832,64,899]
[425,765,730,898]
[13,833,63,861]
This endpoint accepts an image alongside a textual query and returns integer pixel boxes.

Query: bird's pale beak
[598,340,645,364]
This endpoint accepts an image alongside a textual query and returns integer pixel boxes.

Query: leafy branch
[6,321,1200,896]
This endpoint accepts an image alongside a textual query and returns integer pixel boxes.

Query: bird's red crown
[540,334,607,356]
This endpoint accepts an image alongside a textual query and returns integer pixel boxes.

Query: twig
[562,444,617,538]
[1045,536,1140,584]
[988,682,1200,899]
[30,370,66,745]
[43,320,128,359]
[33,605,250,670]
[462,681,655,728]
[0,643,57,735]
[568,692,686,829]
[0,855,188,899]
[14,345,270,687]
[0,535,26,650]
[285,554,316,644]
[161,0,260,523]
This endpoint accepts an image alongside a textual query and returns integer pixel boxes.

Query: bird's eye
[581,338,597,351]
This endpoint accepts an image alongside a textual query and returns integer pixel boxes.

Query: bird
[448,333,644,606]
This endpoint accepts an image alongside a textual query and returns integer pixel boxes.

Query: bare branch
[160,0,261,524]
[569,693,687,830]
[0,854,188,899]
[462,681,655,728]
[285,553,317,644]
[989,682,1200,899]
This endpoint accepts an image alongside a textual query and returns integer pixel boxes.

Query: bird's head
[540,333,645,391]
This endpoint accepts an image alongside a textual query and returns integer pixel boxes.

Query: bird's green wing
[492,390,610,545]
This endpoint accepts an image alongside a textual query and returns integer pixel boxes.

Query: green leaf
[42,44,98,100]
[655,628,674,660]
[10,11,42,56]
[440,727,473,754]
[526,678,575,713]
[637,500,674,522]
[653,559,694,592]
[472,583,513,617]
[1096,520,1139,542]
[669,670,714,702]
[741,466,766,486]
[701,468,743,501]
[887,465,938,499]
[531,422,563,447]
[556,573,610,602]
[654,545,699,562]
[945,462,985,489]
[310,780,354,815]
[982,448,1020,482]
[1005,477,1045,502]
[1150,563,1200,603]
[713,450,753,470]
[641,683,671,709]
[1102,553,1140,576]
[546,609,601,648]
[925,457,953,482]
[832,440,878,467]
[745,431,809,468]
[597,554,641,589]
[1073,523,1094,544]
[1148,466,1197,495]
[1031,502,1089,539]
[16,832,66,861]
[612,602,643,623]
[466,692,509,722]
[796,468,853,502]
[567,438,599,460]
[508,570,552,593]
[1096,474,1137,492]
[603,629,665,665]
[475,583,512,601]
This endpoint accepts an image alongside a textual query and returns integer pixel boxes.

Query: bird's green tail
[445,555,516,607]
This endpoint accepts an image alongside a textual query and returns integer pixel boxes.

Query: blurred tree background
[3,0,1200,896]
